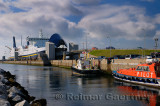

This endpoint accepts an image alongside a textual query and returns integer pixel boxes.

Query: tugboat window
[136,66,143,71]
[143,66,150,71]
[136,66,150,71]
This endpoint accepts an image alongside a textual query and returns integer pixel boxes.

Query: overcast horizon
[1,0,160,58]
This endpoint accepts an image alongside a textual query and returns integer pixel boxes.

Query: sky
[0,0,160,58]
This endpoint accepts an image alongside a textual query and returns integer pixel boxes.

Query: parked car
[106,46,115,49]
[125,54,140,59]
[113,55,125,59]
[146,58,158,63]
[151,52,160,58]
[97,56,106,60]
[145,55,152,59]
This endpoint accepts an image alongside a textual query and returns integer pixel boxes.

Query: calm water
[0,63,160,106]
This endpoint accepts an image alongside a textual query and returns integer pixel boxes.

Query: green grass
[89,49,160,57]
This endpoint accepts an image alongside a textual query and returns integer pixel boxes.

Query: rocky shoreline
[0,68,47,106]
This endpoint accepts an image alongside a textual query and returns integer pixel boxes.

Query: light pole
[142,29,146,58]
[155,38,158,49]
[107,36,111,57]
[155,38,158,58]
[86,33,88,51]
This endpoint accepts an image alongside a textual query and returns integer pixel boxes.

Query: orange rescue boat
[112,62,160,87]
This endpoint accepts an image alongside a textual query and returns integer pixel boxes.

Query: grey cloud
[78,5,157,40]
[13,0,82,16]
[0,3,9,12]
[72,0,101,5]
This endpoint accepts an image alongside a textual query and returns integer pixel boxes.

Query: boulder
[0,83,7,100]
[0,99,11,106]
[0,75,4,81]
[8,92,17,98]
[0,68,5,74]
[8,86,23,96]
[12,95,24,102]
[15,100,30,106]
[0,93,8,100]
[31,99,47,106]
[2,78,9,84]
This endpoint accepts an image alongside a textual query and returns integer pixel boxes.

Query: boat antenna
[39,29,43,38]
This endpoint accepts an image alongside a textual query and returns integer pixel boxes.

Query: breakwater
[0,68,47,106]
[1,59,151,74]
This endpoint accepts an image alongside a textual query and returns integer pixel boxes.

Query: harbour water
[0,63,159,106]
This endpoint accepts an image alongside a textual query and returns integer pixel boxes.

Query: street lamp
[155,38,158,49]
[154,38,158,58]
[142,29,146,57]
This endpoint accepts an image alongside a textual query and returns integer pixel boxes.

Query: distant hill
[89,49,160,57]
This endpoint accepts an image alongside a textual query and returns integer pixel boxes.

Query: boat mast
[39,29,43,38]
[21,35,22,46]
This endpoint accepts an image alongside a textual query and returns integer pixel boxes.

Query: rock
[0,75,4,81]
[12,95,24,102]
[8,93,24,106]
[8,78,15,83]
[0,83,7,100]
[0,93,8,100]
[6,85,11,90]
[8,92,17,98]
[3,71,16,81]
[15,100,30,106]
[31,99,47,106]
[2,78,9,84]
[0,99,11,106]
[0,68,5,74]
[8,86,32,103]
[8,86,23,96]
[0,69,45,106]
[29,96,35,102]
[0,82,7,92]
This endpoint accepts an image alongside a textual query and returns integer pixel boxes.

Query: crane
[5,46,11,50]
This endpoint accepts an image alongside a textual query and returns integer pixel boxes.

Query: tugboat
[71,59,100,76]
[112,60,160,88]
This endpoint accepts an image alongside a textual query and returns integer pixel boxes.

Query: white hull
[113,76,160,88]
[9,45,45,58]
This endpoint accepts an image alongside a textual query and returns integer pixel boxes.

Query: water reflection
[1,63,160,106]
[114,80,160,106]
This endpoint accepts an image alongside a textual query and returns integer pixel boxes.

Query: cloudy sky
[0,0,160,58]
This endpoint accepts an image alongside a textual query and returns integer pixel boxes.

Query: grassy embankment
[89,49,160,57]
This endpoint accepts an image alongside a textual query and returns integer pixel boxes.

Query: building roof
[49,33,67,47]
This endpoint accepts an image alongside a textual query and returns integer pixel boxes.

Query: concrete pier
[0,58,149,75]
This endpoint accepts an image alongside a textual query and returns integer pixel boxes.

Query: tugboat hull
[112,70,160,88]
[71,66,101,76]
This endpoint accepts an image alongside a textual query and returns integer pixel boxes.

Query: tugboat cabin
[117,63,160,79]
